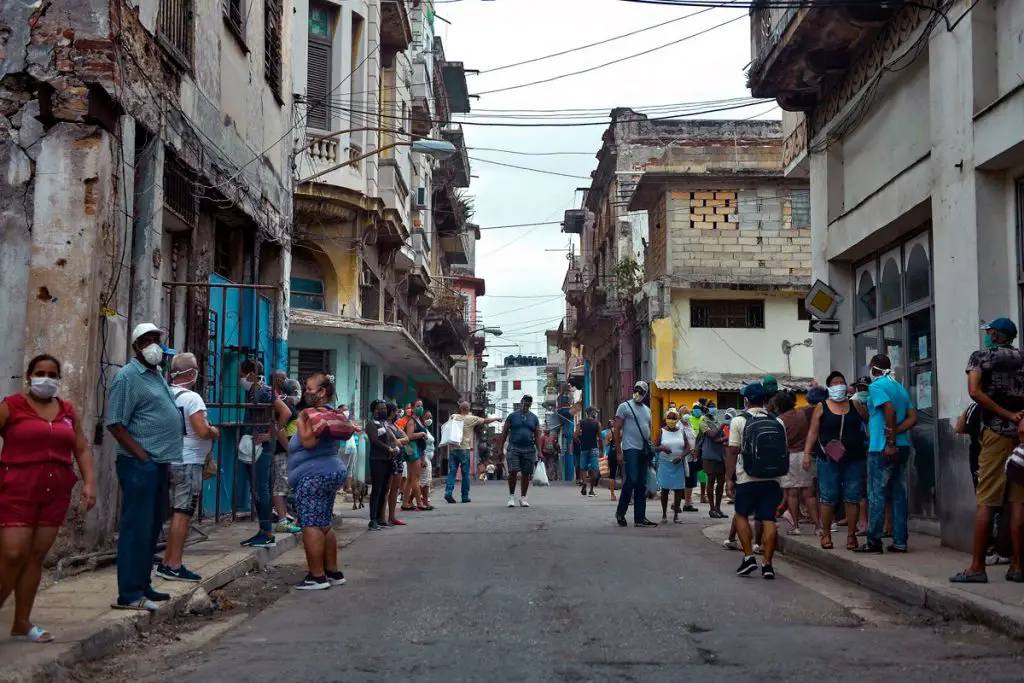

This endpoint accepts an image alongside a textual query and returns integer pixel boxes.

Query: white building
[747,0,1024,550]
[484,360,550,427]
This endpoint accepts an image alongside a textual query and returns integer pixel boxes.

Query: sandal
[11,625,54,643]
[400,505,416,511]
[846,537,860,551]
[949,570,988,584]
[820,537,834,550]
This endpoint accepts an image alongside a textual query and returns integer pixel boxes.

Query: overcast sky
[435,0,775,361]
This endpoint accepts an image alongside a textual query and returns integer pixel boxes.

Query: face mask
[240,378,254,392]
[374,409,387,420]
[29,377,60,400]
[665,419,678,429]
[708,407,718,417]
[285,395,300,406]
[692,408,702,418]
[414,407,424,417]
[633,392,644,403]
[828,385,848,402]
[855,391,868,403]
[170,369,197,387]
[870,366,893,381]
[340,409,349,418]
[303,391,321,407]
[141,343,164,366]
[425,419,433,427]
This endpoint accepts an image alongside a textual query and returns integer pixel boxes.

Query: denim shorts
[816,457,866,506]
[733,480,782,522]
[578,448,600,472]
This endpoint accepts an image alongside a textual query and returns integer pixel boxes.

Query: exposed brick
[714,191,736,200]
[693,221,714,230]
[690,199,705,207]
[670,191,691,199]
[706,214,724,222]
[705,199,727,207]
[694,191,714,200]
[723,244,742,253]
[693,206,715,215]
[715,206,736,215]
[737,237,758,245]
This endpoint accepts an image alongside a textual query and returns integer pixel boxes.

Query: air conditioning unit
[362,227,378,246]
[413,186,427,210]
[360,270,373,287]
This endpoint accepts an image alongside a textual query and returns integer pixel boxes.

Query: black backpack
[740,411,789,478]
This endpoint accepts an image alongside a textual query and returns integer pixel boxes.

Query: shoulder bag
[625,402,655,462]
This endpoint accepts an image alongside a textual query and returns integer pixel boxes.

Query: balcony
[438,124,470,188]
[562,263,585,305]
[562,209,586,234]
[380,0,413,59]
[411,59,433,137]
[746,0,898,112]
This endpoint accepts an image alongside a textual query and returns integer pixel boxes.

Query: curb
[6,522,367,683]
[776,534,1024,640]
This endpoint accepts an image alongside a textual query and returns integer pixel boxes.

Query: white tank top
[660,428,686,463]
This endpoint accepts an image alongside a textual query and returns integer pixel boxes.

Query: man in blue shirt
[501,395,542,508]
[855,353,917,554]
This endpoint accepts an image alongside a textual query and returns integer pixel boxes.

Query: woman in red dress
[0,354,96,642]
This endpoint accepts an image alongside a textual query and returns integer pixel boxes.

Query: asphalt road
[159,480,1024,683]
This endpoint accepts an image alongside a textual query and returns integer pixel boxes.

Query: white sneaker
[519,496,530,508]
[507,495,516,508]
[753,544,764,555]
[723,539,741,551]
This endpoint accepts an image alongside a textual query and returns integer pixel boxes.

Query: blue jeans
[817,457,866,506]
[615,448,648,522]
[867,451,909,549]
[116,456,168,603]
[445,449,471,501]
[246,448,273,533]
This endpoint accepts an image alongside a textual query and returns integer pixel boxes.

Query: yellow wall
[651,317,674,382]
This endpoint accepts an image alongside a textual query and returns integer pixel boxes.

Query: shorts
[778,452,814,489]
[579,448,600,472]
[0,463,76,528]
[272,451,289,497]
[420,458,432,486]
[733,480,783,522]
[977,429,1024,506]
[684,461,699,489]
[702,459,726,476]
[391,454,403,476]
[816,457,866,506]
[294,471,345,529]
[507,445,537,476]
[169,463,203,516]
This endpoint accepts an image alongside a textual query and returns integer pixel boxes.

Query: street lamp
[299,137,457,184]
[470,326,502,336]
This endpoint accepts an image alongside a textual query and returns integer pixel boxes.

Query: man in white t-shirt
[727,382,785,580]
[158,353,220,582]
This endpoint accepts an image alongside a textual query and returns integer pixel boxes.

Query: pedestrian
[501,395,542,508]
[654,408,694,524]
[402,399,428,512]
[727,382,788,579]
[419,410,436,510]
[0,354,96,641]
[385,403,410,526]
[238,359,292,549]
[690,402,709,504]
[614,381,658,528]
[855,354,916,555]
[700,403,728,519]
[366,399,398,530]
[956,401,1009,566]
[158,353,220,583]
[288,373,348,590]
[575,407,602,497]
[804,371,867,550]
[953,318,1024,582]
[445,402,499,504]
[773,390,819,536]
[106,323,184,610]
[540,429,558,482]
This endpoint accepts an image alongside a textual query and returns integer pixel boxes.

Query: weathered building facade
[747,0,1024,548]
[1,0,294,550]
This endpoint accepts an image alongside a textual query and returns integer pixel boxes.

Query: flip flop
[949,570,988,584]
[820,538,834,550]
[11,626,54,643]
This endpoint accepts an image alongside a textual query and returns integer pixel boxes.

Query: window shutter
[307,40,332,130]
[289,349,331,383]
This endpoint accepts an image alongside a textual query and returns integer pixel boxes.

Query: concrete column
[809,149,837,381]
[128,137,165,334]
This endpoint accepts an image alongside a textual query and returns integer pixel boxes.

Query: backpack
[739,411,789,478]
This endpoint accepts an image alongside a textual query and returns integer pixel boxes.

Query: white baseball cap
[131,323,162,345]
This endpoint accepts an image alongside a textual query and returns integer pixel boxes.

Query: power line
[469,156,593,179]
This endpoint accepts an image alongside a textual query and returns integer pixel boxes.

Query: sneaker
[761,564,776,580]
[275,522,302,534]
[246,534,277,549]
[368,520,380,531]
[295,574,330,591]
[507,495,516,508]
[986,553,1011,566]
[156,564,201,582]
[588,491,597,498]
[635,519,658,527]
[144,587,171,602]
[581,486,587,496]
[752,544,764,556]
[461,498,472,504]
[736,556,758,576]
[723,539,741,551]
[325,570,347,586]
[519,496,530,508]
[616,514,627,527]
[445,495,457,504]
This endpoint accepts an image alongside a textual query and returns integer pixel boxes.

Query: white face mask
[240,378,254,392]
[170,368,197,387]
[29,377,60,400]
[828,385,848,402]
[140,343,164,366]
[424,419,433,427]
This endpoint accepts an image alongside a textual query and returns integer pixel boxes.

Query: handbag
[819,411,846,463]
[306,407,356,441]
[202,452,218,480]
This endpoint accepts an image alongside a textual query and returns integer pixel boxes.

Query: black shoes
[635,519,658,528]
[445,495,457,504]
[736,556,758,576]
[615,514,628,527]
[761,564,775,580]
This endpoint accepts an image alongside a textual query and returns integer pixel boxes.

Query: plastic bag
[441,418,464,447]
[533,460,550,486]
[599,454,609,478]
[646,465,658,493]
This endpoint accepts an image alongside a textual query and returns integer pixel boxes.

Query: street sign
[809,318,840,334]
[805,279,844,319]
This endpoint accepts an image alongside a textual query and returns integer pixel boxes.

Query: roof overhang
[627,171,785,212]
[654,373,813,393]
[455,275,485,296]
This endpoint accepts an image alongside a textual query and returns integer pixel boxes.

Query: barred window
[157,0,194,67]
[690,300,765,329]
[265,0,283,97]
[791,189,811,228]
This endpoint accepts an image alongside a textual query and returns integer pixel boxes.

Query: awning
[655,372,814,393]
[289,309,458,398]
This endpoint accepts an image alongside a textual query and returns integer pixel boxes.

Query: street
[96,482,1024,683]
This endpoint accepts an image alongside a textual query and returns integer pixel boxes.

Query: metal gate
[162,279,283,523]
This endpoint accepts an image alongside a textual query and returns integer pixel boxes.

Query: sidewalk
[0,502,369,683]
[703,521,1024,639]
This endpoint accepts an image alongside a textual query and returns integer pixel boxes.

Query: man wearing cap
[762,375,779,403]
[953,318,1024,583]
[614,381,658,528]
[106,323,184,611]
[501,395,542,507]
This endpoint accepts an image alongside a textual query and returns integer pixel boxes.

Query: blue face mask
[692,408,702,418]
[708,407,718,417]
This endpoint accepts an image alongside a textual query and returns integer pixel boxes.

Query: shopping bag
[599,454,610,478]
[305,407,356,441]
[533,460,550,486]
[441,418,464,447]
[646,465,658,493]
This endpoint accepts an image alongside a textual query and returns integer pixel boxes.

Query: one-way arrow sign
[809,318,840,334]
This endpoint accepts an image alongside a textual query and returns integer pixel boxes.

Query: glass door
[906,308,936,518]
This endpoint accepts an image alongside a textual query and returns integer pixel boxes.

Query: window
[264,0,283,98]
[224,0,246,44]
[791,189,810,228]
[290,277,325,311]
[487,381,496,392]
[157,0,194,67]
[796,298,811,321]
[513,380,522,390]
[307,2,335,131]
[879,248,902,314]
[690,300,764,329]
[501,381,508,398]
[289,348,330,383]
[1016,178,1024,314]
